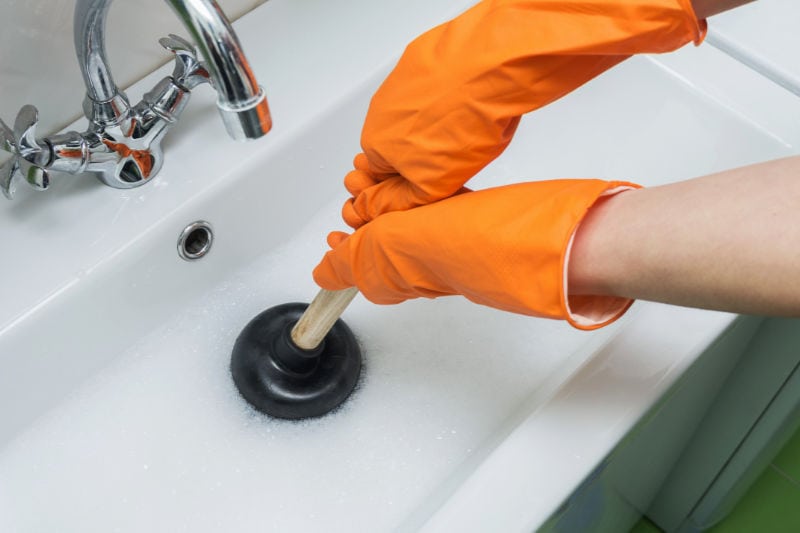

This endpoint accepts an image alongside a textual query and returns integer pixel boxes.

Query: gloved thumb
[313,231,357,293]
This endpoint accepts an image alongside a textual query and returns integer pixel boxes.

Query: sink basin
[0,1,798,531]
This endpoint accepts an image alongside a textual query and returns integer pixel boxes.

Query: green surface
[773,427,800,483]
[629,517,663,533]
[709,465,800,533]
[630,426,800,533]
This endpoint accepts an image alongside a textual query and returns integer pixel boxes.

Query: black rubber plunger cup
[230,287,362,419]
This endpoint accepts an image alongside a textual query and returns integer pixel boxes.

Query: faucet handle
[0,105,51,200]
[159,34,211,90]
[0,118,17,199]
[0,152,19,200]
[159,33,195,55]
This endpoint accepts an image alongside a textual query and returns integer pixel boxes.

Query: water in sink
[0,195,600,532]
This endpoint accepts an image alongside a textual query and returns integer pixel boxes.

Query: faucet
[0,0,271,200]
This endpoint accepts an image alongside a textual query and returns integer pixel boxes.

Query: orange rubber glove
[342,0,705,229]
[315,179,640,330]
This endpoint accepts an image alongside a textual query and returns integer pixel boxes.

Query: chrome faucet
[0,0,271,200]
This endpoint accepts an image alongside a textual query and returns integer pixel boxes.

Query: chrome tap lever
[138,34,211,128]
[0,106,52,199]
[0,118,18,199]
[0,159,19,200]
[159,34,212,90]
[13,106,51,189]
[0,117,14,154]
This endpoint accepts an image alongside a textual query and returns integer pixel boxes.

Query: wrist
[567,187,640,299]
[559,184,641,330]
[690,0,754,19]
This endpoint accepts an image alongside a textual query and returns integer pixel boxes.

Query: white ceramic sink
[0,1,798,531]
[707,0,800,95]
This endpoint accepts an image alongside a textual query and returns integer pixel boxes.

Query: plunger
[230,287,362,419]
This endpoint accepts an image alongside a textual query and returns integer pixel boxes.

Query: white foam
[0,199,598,532]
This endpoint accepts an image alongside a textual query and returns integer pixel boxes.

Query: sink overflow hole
[178,221,213,261]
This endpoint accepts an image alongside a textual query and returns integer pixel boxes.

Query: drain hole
[178,221,213,261]
[185,229,209,255]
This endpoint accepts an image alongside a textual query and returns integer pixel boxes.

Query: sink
[708,0,800,94]
[0,1,798,531]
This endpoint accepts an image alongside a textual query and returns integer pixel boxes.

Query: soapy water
[0,198,599,532]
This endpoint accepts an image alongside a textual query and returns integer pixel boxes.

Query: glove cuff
[563,185,640,331]
[676,0,709,46]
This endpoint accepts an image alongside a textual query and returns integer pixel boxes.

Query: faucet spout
[74,0,271,140]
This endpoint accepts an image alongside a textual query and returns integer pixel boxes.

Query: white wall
[0,0,267,142]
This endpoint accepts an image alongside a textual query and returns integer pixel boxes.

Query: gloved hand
[342,0,705,229]
[315,179,640,330]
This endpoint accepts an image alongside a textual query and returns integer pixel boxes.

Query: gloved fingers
[341,176,425,229]
[314,231,354,291]
[344,153,385,196]
[313,248,353,292]
[352,153,370,171]
[313,226,410,304]
[342,176,474,229]
[341,197,367,229]
[326,230,350,249]
[344,152,410,203]
[343,168,379,197]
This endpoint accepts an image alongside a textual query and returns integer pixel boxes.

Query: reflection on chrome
[1,0,271,200]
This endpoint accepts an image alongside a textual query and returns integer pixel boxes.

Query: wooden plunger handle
[290,287,359,350]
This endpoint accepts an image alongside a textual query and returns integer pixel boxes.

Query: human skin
[691,0,755,19]
[568,156,800,317]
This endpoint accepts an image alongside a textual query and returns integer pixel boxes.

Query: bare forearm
[691,0,754,18]
[569,156,800,316]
